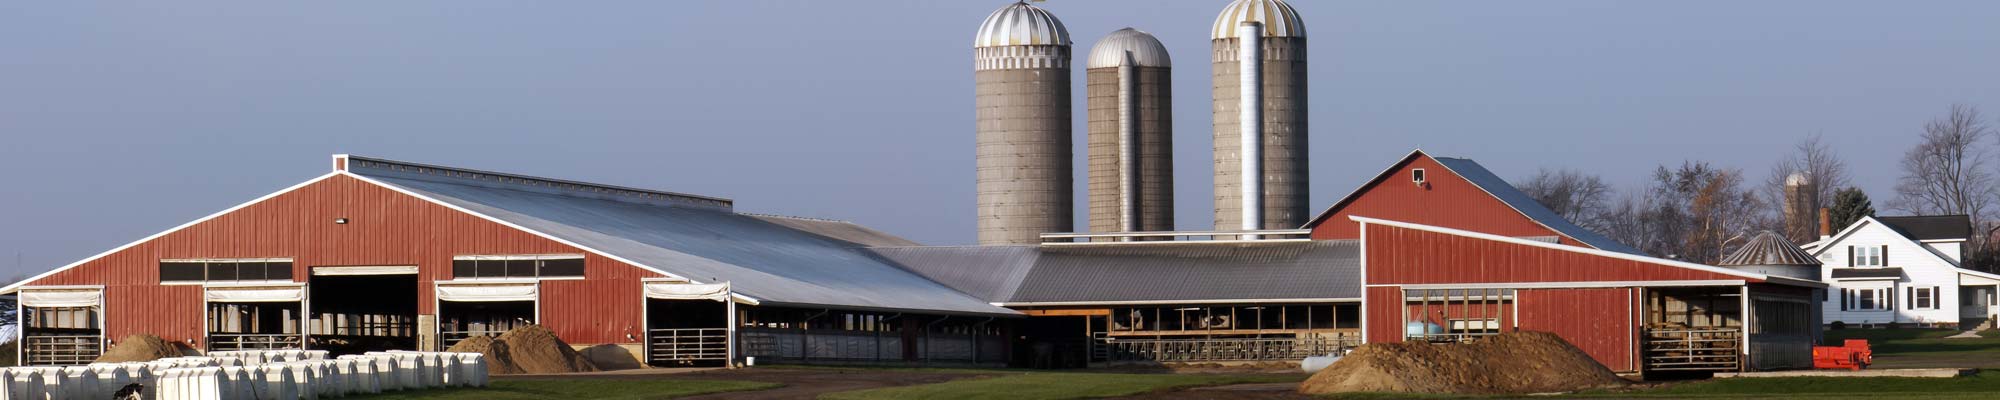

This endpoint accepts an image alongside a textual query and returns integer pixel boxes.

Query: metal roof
[746,214,922,247]
[345,161,1016,317]
[1085,28,1170,69]
[1212,0,1306,39]
[974,1,1070,48]
[1719,231,1821,267]
[1430,156,1646,255]
[1877,215,1972,241]
[872,240,1359,305]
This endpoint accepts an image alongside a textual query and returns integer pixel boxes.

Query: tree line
[1516,104,1992,270]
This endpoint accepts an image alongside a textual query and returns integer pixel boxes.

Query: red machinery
[1812,339,1872,370]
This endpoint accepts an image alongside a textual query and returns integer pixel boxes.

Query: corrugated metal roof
[873,240,1358,305]
[746,214,922,247]
[1433,157,1646,255]
[974,1,1070,48]
[1877,215,1972,241]
[346,163,1016,317]
[1085,28,1170,69]
[1719,231,1820,266]
[1212,0,1306,39]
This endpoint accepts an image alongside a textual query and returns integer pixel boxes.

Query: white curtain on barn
[436,283,539,302]
[19,289,102,308]
[643,282,730,302]
[204,286,305,303]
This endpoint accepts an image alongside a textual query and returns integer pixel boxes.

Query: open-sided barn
[7,151,1823,376]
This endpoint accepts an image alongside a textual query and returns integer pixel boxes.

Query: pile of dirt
[444,335,523,375]
[96,334,184,363]
[457,325,597,374]
[1298,331,1626,395]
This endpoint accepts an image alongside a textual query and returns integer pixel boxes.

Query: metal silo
[975,1,1074,245]
[1211,0,1309,231]
[1086,28,1174,234]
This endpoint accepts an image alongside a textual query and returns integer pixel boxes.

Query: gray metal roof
[1433,157,1646,255]
[1719,231,1821,267]
[872,240,1359,305]
[346,161,1016,317]
[746,214,922,247]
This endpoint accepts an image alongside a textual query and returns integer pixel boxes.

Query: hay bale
[494,325,598,374]
[1299,331,1626,395]
[96,334,184,363]
[445,335,523,375]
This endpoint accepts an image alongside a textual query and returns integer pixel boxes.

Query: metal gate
[647,328,728,363]
[1644,328,1742,371]
[23,335,103,366]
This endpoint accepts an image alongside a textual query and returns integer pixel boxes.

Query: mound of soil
[1298,331,1626,395]
[492,325,598,374]
[445,335,523,375]
[96,334,184,363]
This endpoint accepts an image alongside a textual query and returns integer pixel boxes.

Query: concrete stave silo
[975,1,1075,245]
[1211,0,1309,231]
[1086,28,1174,234]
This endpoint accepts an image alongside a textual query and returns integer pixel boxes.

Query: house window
[1854,246,1884,266]
[1846,288,1889,311]
[1911,287,1938,310]
[450,255,586,279]
[160,259,294,283]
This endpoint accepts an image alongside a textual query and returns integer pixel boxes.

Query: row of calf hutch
[4,151,1824,376]
[0,350,484,399]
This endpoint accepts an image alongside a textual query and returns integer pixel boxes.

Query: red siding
[1364,286,1404,343]
[28,174,662,346]
[1310,154,1584,247]
[1516,288,1638,372]
[1363,223,1755,285]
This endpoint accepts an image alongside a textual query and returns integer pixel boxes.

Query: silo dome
[974,1,1071,48]
[1719,230,1824,281]
[1086,28,1171,69]
[1786,172,1810,186]
[1212,0,1307,39]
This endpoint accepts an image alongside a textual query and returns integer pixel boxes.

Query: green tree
[1828,187,1874,232]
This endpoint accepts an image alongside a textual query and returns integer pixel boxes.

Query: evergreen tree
[1828,187,1875,231]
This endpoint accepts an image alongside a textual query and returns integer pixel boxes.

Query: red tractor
[1812,339,1872,370]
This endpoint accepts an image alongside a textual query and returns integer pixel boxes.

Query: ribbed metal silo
[1212,0,1309,231]
[974,1,1074,245]
[1086,28,1174,234]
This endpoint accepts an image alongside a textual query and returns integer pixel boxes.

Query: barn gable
[1304,150,1639,254]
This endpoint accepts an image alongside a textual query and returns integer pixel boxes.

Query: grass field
[350,379,778,399]
[820,372,1305,400]
[1823,328,2000,368]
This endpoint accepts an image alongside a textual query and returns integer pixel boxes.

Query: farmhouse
[1802,215,2000,329]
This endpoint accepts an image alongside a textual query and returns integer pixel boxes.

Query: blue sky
[3,1,1994,278]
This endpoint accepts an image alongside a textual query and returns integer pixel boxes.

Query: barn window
[451,255,586,279]
[160,259,293,283]
[1411,168,1427,184]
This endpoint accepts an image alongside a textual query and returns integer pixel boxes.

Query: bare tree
[1893,104,1997,236]
[1766,134,1852,243]
[1625,162,1764,263]
[1517,168,1615,230]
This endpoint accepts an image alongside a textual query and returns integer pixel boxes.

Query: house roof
[1719,231,1821,267]
[871,240,1360,305]
[1877,215,1972,241]
[1303,150,1643,255]
[343,156,1017,317]
[1830,268,1903,280]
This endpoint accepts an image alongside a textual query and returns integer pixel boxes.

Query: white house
[1802,215,2000,329]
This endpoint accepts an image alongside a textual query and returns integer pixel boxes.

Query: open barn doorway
[307,266,420,355]
[435,282,539,349]
[17,287,105,365]
[643,281,732,367]
[206,284,306,351]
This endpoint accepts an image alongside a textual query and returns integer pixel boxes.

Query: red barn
[1304,150,1639,254]
[1354,216,1824,374]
